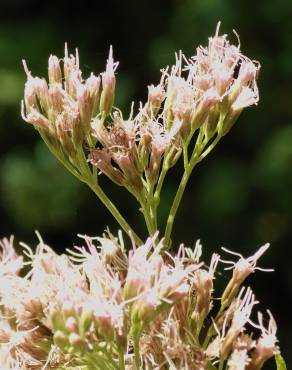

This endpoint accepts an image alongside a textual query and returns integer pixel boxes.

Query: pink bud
[131,293,158,323]
[231,86,259,111]
[49,83,64,117]
[0,322,11,343]
[24,76,50,114]
[147,84,165,116]
[77,73,100,133]
[238,61,259,86]
[48,55,62,84]
[192,88,220,130]
[89,149,124,186]
[213,65,233,96]
[68,332,84,347]
[21,104,50,130]
[100,46,119,115]
[65,317,78,333]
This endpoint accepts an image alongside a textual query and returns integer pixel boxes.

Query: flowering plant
[0,24,286,369]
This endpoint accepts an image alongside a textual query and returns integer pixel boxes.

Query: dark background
[0,0,291,367]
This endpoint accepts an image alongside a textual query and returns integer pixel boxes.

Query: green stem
[163,155,199,247]
[183,142,189,170]
[152,147,176,224]
[164,133,222,247]
[153,163,168,210]
[218,360,225,370]
[141,201,156,235]
[147,182,157,232]
[118,347,126,370]
[87,181,143,245]
[133,334,141,370]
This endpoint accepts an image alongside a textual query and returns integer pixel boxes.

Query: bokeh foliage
[0,0,291,366]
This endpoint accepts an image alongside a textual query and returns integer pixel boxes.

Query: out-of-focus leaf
[207,362,217,370]
[275,354,287,370]
[0,69,23,104]
[0,142,83,231]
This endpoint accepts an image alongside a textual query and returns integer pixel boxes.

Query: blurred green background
[0,0,291,367]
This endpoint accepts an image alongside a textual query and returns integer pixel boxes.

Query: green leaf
[275,354,287,370]
[207,362,217,370]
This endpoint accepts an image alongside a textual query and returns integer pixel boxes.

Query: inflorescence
[21,24,260,246]
[0,234,279,369]
[0,23,282,370]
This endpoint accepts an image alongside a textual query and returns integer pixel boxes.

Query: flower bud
[115,152,143,192]
[204,107,220,138]
[65,316,78,333]
[100,46,118,116]
[221,109,241,136]
[68,332,85,348]
[191,89,220,130]
[148,146,162,184]
[21,105,50,130]
[48,55,62,84]
[248,311,279,370]
[0,322,11,343]
[131,294,157,324]
[123,272,146,300]
[147,84,165,116]
[79,309,94,336]
[163,76,181,127]
[231,86,259,112]
[94,315,115,341]
[89,149,124,186]
[53,330,69,351]
[48,83,64,120]
[221,244,271,308]
[63,45,81,98]
[166,282,189,303]
[238,61,259,86]
[221,288,256,359]
[86,74,100,114]
[191,270,213,322]
[24,80,38,111]
[98,237,128,270]
[77,74,100,136]
[194,74,212,92]
[213,65,233,96]
[36,79,51,113]
[191,254,219,326]
[55,116,75,155]
[61,301,76,318]
[50,310,66,332]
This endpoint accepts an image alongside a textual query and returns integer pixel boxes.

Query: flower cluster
[15,22,284,370]
[21,24,260,242]
[0,234,280,369]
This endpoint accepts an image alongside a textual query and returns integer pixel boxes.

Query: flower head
[22,45,104,153]
[249,310,279,369]
[100,46,119,115]
[221,244,272,307]
[0,236,23,276]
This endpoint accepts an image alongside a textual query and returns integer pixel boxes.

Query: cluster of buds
[89,24,260,193]
[22,45,116,160]
[0,233,280,369]
[22,25,260,237]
